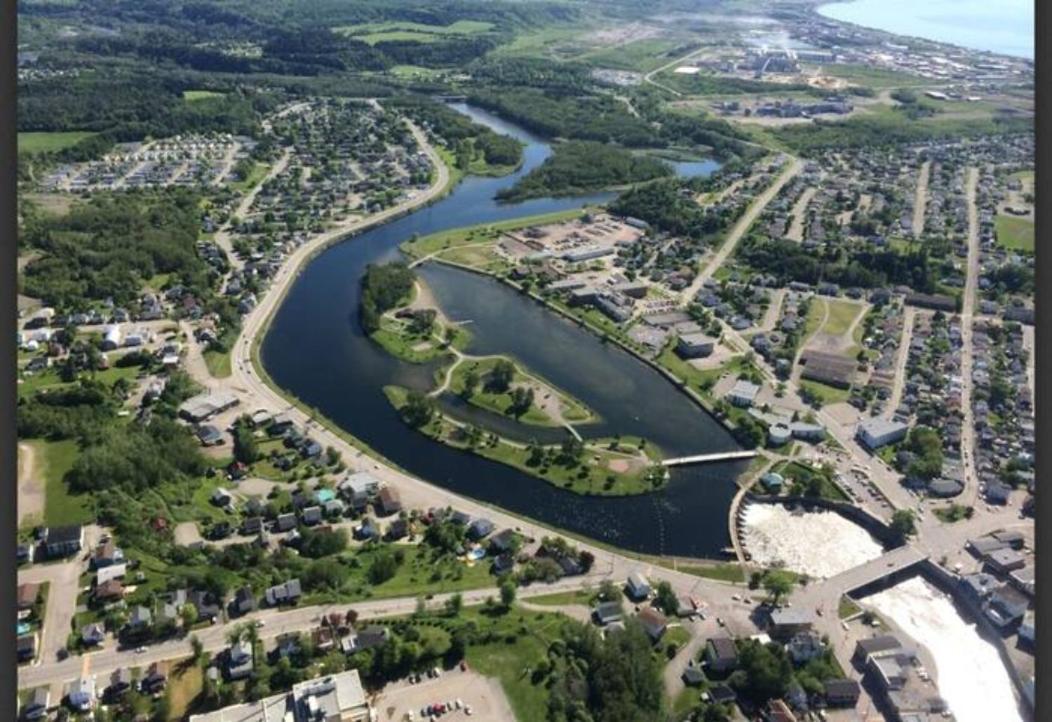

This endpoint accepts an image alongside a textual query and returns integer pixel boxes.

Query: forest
[359,262,416,334]
[497,141,672,201]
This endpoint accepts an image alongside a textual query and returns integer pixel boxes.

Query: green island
[384,384,666,496]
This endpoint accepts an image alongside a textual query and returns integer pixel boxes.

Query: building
[178,391,240,423]
[44,525,83,557]
[636,608,668,642]
[69,676,95,711]
[868,653,910,691]
[21,687,49,720]
[856,417,909,450]
[985,548,1026,574]
[786,630,825,663]
[16,582,39,610]
[593,601,623,626]
[376,487,402,516]
[905,293,958,312]
[823,679,861,707]
[226,640,255,680]
[704,636,738,673]
[799,349,856,388]
[626,572,651,600]
[852,635,903,666]
[727,380,761,407]
[17,633,37,662]
[189,670,370,722]
[983,586,1029,631]
[142,661,169,693]
[768,608,815,640]
[93,540,124,568]
[265,579,302,607]
[676,332,716,359]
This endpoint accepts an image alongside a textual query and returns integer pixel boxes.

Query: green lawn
[384,385,662,496]
[838,596,862,619]
[18,131,96,154]
[230,162,269,193]
[183,90,225,102]
[811,63,930,88]
[448,356,596,427]
[203,349,232,378]
[659,561,745,584]
[799,379,852,407]
[821,299,866,337]
[771,460,850,502]
[995,214,1034,252]
[334,20,494,44]
[29,439,95,528]
[401,208,589,260]
[167,660,203,720]
[526,589,597,607]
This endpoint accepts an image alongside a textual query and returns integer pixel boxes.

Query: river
[817,0,1033,60]
[261,104,747,558]
[865,577,1025,722]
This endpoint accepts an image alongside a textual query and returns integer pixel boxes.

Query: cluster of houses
[851,633,949,721]
[962,530,1034,644]
[42,133,244,192]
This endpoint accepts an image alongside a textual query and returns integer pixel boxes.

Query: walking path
[912,161,930,237]
[958,167,981,506]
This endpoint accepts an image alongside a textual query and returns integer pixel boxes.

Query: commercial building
[856,417,909,450]
[190,670,371,722]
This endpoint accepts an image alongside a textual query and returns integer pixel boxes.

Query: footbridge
[796,546,928,610]
[661,450,759,467]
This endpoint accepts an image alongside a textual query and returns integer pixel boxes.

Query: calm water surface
[817,0,1033,59]
[262,104,746,557]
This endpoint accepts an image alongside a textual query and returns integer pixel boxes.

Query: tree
[402,391,435,428]
[499,579,517,610]
[233,424,260,464]
[445,592,463,617]
[190,634,204,663]
[508,386,534,418]
[890,509,917,543]
[368,548,400,585]
[180,603,199,630]
[761,571,795,604]
[654,581,678,616]
[488,359,516,393]
[462,368,480,399]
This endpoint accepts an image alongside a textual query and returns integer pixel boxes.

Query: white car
[135,646,147,653]
[464,707,473,716]
[455,699,463,710]
[255,620,265,628]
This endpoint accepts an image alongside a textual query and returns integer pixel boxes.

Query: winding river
[261,104,746,558]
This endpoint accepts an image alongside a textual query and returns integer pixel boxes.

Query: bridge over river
[661,450,759,467]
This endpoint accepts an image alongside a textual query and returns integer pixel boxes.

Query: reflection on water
[865,577,1024,722]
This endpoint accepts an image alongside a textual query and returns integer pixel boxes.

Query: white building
[856,417,909,450]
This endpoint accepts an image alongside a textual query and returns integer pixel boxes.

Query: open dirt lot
[373,669,515,722]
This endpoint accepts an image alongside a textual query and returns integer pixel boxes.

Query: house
[17,633,37,662]
[93,540,124,568]
[763,698,797,722]
[786,630,825,663]
[355,625,390,651]
[676,332,716,359]
[17,543,35,565]
[1018,611,1035,648]
[488,529,519,554]
[385,518,408,540]
[241,516,263,535]
[68,675,95,711]
[626,572,651,600]
[211,488,234,508]
[16,582,40,610]
[107,668,132,698]
[728,379,761,407]
[853,635,903,666]
[189,590,222,622]
[264,579,302,607]
[593,601,623,626]
[493,553,515,575]
[708,684,737,705]
[823,678,861,707]
[768,608,815,640]
[128,605,153,629]
[985,482,1012,504]
[21,687,49,719]
[867,653,910,691]
[340,471,381,497]
[81,623,106,647]
[95,579,125,602]
[232,587,255,616]
[196,425,224,446]
[276,513,297,532]
[141,661,169,693]
[856,417,909,450]
[376,487,402,515]
[44,525,83,557]
[96,563,128,587]
[704,636,738,673]
[178,391,239,423]
[300,506,323,526]
[354,519,378,541]
[983,586,1029,631]
[984,548,1026,574]
[636,608,667,642]
[467,517,495,540]
[226,640,254,680]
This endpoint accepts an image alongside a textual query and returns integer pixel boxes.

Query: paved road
[912,161,930,237]
[680,156,804,304]
[957,167,981,507]
[884,306,917,419]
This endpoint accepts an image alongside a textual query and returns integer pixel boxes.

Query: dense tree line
[359,262,416,333]
[468,88,662,147]
[737,237,938,291]
[21,190,215,309]
[497,141,672,201]
[609,179,731,240]
[387,97,523,167]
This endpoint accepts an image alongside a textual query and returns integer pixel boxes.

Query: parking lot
[372,668,515,722]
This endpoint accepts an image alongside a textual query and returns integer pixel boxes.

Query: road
[884,305,917,419]
[680,156,804,304]
[957,167,981,506]
[18,442,43,527]
[642,45,708,97]
[912,161,930,237]
[213,147,293,272]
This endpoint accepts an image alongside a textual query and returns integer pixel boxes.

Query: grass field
[203,348,232,378]
[809,63,930,88]
[578,37,686,72]
[822,299,866,337]
[334,20,493,44]
[401,207,589,260]
[995,214,1035,252]
[183,90,225,102]
[18,131,96,154]
[658,560,745,584]
[526,588,597,607]
[29,438,94,528]
[167,660,203,719]
[230,162,269,193]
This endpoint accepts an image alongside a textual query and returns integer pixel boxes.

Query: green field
[334,20,494,44]
[182,89,225,102]
[29,439,95,528]
[230,161,269,193]
[811,63,930,88]
[401,207,589,260]
[821,299,866,337]
[995,214,1034,252]
[18,131,96,154]
[203,348,232,378]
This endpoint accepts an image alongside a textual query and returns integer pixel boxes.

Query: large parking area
[373,669,515,722]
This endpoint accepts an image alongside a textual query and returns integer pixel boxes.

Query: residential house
[16,582,39,611]
[593,601,623,626]
[823,679,861,707]
[95,579,125,603]
[768,608,816,640]
[467,517,495,540]
[44,525,83,557]
[265,579,302,607]
[232,587,255,616]
[21,687,49,720]
[704,636,738,673]
[68,676,95,711]
[226,640,254,680]
[107,668,132,699]
[983,586,1029,631]
[376,487,402,516]
[626,572,651,600]
[141,661,169,694]
[81,623,106,647]
[17,633,37,662]
[93,540,124,568]
[787,630,825,663]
